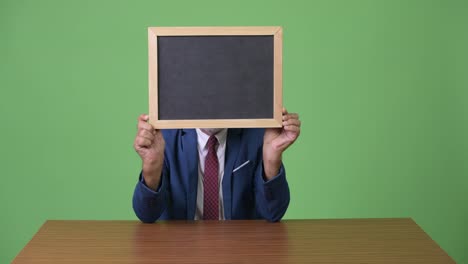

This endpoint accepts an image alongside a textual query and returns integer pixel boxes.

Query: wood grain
[149,26,281,36]
[148,27,158,129]
[12,219,454,264]
[273,27,283,126]
[150,118,282,129]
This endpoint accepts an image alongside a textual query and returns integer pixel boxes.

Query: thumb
[138,114,149,122]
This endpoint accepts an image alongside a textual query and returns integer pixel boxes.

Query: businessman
[132,108,301,222]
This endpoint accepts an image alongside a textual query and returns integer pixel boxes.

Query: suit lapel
[222,128,242,220]
[181,129,198,220]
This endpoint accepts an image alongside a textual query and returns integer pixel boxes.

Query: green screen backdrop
[1,0,467,263]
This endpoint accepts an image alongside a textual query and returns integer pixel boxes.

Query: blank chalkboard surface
[148,27,283,128]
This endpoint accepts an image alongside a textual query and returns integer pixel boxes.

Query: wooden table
[13,218,454,263]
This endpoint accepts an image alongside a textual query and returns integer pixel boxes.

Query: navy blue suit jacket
[132,128,290,222]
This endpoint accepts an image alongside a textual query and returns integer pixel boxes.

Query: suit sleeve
[254,160,290,222]
[132,159,170,223]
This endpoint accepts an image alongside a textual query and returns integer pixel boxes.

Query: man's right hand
[133,114,165,191]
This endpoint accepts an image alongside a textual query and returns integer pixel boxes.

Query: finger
[282,119,301,127]
[153,128,162,137]
[138,120,154,132]
[283,113,299,121]
[283,125,300,133]
[137,114,154,132]
[138,114,149,122]
[282,107,288,115]
[135,137,152,148]
[138,129,155,141]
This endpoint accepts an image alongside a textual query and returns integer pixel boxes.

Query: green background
[1,0,467,262]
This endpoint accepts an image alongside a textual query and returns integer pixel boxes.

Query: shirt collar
[195,129,228,150]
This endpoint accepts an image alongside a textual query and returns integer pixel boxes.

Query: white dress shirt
[194,129,227,220]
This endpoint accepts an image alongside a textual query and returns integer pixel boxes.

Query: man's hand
[263,108,301,179]
[133,114,165,191]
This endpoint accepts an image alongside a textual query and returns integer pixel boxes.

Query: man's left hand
[263,108,301,179]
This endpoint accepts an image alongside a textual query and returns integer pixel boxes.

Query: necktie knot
[207,135,218,151]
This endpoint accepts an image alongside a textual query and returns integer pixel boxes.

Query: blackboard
[148,27,283,128]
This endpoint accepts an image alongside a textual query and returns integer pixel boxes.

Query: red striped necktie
[203,135,219,220]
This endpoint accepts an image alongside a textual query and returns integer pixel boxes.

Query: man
[132,108,301,222]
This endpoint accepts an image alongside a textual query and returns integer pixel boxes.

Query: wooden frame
[148,26,283,129]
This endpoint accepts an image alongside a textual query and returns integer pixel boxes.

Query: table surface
[13,218,454,264]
